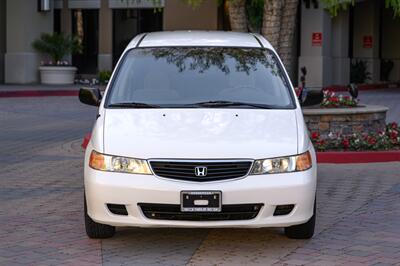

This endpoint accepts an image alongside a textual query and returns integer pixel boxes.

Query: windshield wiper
[108,102,161,108]
[187,100,276,109]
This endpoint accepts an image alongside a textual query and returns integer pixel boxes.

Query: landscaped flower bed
[311,122,400,151]
[320,90,358,108]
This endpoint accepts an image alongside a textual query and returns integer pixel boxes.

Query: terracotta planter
[39,66,77,85]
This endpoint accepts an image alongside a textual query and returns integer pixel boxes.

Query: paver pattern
[0,96,399,266]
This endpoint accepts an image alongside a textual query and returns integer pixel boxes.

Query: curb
[0,90,79,98]
[81,133,400,163]
[317,151,400,163]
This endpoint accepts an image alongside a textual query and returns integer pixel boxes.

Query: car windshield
[106,47,295,109]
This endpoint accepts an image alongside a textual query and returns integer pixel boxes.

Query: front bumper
[84,157,317,228]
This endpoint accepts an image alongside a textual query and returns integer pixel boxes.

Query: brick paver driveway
[1,96,399,266]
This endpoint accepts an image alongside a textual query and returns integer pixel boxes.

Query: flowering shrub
[311,122,400,151]
[320,90,358,108]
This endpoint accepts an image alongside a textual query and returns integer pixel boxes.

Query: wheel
[284,198,316,239]
[84,194,115,239]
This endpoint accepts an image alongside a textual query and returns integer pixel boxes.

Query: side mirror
[79,87,102,106]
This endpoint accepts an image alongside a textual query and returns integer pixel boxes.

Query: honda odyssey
[79,31,317,239]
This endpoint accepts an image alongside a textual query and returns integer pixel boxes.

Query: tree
[227,0,247,32]
[262,0,298,77]
[183,0,299,78]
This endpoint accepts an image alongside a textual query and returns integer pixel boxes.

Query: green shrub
[32,33,82,64]
[98,71,112,84]
[380,59,394,81]
[350,60,371,84]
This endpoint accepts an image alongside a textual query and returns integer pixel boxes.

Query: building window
[72,9,99,74]
[112,9,162,66]
[54,9,61,33]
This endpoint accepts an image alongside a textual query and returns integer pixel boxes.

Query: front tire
[284,198,316,239]
[84,195,115,239]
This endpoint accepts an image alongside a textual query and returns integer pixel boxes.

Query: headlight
[250,151,312,175]
[89,150,151,175]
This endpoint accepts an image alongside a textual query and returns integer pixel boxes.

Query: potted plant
[32,33,82,84]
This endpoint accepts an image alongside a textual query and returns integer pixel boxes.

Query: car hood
[103,109,298,159]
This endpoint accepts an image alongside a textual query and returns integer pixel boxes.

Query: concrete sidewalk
[0,84,81,91]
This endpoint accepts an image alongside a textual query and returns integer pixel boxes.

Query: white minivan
[79,31,317,239]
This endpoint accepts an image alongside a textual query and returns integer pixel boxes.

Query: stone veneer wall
[303,105,388,137]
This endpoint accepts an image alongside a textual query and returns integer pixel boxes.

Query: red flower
[311,132,320,140]
[367,136,376,145]
[330,97,339,103]
[390,131,398,139]
[342,138,350,149]
[390,122,398,129]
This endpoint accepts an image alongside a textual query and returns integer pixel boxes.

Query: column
[352,0,380,83]
[298,3,332,89]
[0,0,6,83]
[163,0,218,30]
[331,10,350,86]
[98,0,112,71]
[59,0,72,64]
[380,7,400,81]
[5,0,53,83]
[61,0,72,35]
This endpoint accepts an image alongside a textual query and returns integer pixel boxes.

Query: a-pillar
[5,0,53,83]
[98,0,112,72]
[298,3,332,89]
[331,10,350,86]
[352,0,380,83]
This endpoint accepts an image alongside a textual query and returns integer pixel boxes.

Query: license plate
[181,191,222,212]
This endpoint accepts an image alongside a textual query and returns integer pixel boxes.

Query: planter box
[39,66,77,85]
[303,105,389,137]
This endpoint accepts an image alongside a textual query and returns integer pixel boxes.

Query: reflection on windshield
[107,47,294,109]
[149,47,281,76]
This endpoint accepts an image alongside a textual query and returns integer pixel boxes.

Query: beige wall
[5,0,53,83]
[0,0,6,83]
[163,0,218,31]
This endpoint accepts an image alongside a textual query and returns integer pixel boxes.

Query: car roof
[126,31,274,50]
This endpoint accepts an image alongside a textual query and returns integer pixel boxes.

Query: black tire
[84,195,115,239]
[284,198,316,239]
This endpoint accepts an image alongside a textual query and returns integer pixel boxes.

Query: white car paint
[85,31,317,228]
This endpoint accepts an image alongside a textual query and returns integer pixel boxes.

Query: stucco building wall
[0,0,6,83]
[5,0,53,83]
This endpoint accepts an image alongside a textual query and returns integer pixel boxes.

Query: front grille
[139,203,263,221]
[149,160,253,182]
